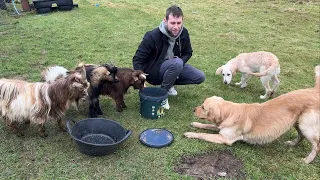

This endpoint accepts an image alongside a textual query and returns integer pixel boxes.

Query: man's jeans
[159,57,205,90]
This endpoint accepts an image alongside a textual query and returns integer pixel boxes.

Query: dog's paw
[184,132,197,138]
[240,84,247,88]
[190,122,206,128]
[270,91,275,96]
[284,140,296,146]
[190,122,199,127]
[260,95,267,99]
[302,157,312,164]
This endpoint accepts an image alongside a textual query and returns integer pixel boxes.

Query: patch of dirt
[174,150,246,179]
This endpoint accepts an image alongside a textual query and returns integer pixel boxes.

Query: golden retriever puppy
[216,51,280,99]
[185,65,320,164]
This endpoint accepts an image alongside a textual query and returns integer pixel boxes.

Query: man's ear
[215,65,224,75]
[163,17,167,23]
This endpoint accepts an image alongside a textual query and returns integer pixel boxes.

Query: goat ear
[68,70,75,74]
[72,81,82,88]
[71,76,80,83]
[215,65,224,75]
[132,71,139,81]
[75,62,85,71]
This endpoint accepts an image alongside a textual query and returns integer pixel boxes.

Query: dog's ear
[215,65,224,75]
[206,96,225,123]
[232,70,236,77]
[207,104,219,122]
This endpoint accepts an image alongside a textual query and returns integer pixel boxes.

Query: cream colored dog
[185,65,320,164]
[216,51,280,99]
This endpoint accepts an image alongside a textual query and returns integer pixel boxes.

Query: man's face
[164,14,183,37]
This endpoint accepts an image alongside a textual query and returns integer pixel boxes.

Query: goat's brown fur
[99,68,146,112]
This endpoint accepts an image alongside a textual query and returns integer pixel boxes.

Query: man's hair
[166,5,183,20]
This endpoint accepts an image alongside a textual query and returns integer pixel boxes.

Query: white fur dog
[216,51,280,99]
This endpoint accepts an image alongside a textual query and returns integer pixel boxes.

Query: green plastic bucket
[139,87,168,119]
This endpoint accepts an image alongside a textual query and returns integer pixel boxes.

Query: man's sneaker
[168,86,177,96]
[163,98,170,110]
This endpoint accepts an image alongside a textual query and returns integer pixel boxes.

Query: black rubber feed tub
[67,118,132,156]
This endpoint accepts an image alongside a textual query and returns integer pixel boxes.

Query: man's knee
[196,71,206,84]
[170,58,184,70]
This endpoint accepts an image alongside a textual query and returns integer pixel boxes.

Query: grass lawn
[0,0,319,179]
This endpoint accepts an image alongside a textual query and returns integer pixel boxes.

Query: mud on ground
[174,149,246,179]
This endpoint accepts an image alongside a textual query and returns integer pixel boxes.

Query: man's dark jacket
[133,27,193,85]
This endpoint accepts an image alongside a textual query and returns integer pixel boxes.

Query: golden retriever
[216,51,280,99]
[185,65,320,164]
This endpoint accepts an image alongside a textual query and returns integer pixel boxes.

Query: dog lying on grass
[185,65,320,164]
[0,65,89,137]
[216,51,280,99]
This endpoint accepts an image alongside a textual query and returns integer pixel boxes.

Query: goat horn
[77,62,85,68]
[81,66,87,79]
[139,74,147,80]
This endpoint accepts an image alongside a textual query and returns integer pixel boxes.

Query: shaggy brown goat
[0,66,89,137]
[99,68,147,113]
[41,63,119,118]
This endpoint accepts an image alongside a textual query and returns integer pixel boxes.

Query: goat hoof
[116,108,123,112]
[39,132,48,138]
[89,114,98,118]
[16,132,25,137]
[60,127,67,132]
[96,111,103,115]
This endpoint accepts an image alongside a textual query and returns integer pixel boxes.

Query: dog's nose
[224,81,227,84]
[193,108,195,112]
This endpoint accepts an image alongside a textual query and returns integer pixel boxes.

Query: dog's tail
[248,60,279,77]
[314,65,320,89]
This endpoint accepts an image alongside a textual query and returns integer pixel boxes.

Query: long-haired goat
[0,66,89,137]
